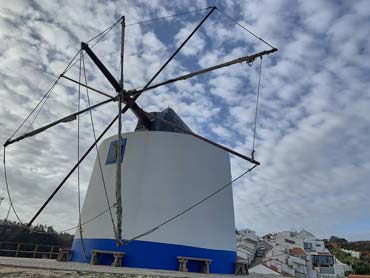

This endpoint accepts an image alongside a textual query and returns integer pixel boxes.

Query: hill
[342,241,370,257]
[326,236,370,275]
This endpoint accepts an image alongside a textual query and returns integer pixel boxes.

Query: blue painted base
[71,238,236,274]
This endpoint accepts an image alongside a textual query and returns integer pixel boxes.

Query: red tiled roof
[348,275,370,278]
[289,247,307,257]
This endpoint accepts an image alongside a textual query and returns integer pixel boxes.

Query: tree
[329,236,348,244]
[353,261,370,275]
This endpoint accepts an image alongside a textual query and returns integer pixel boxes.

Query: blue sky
[0,0,369,241]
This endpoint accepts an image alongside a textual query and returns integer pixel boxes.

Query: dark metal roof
[135,108,192,134]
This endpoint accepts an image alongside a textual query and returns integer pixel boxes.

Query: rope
[142,7,216,90]
[125,7,211,27]
[64,8,210,77]
[29,203,117,235]
[3,22,125,228]
[5,203,11,220]
[86,17,123,44]
[2,16,123,227]
[3,147,23,224]
[24,79,58,134]
[8,50,82,140]
[60,50,83,76]
[9,78,58,139]
[217,8,276,49]
[62,29,117,77]
[10,17,119,135]
[60,203,116,234]
[63,17,124,73]
[251,57,263,159]
[8,6,217,141]
[124,164,258,244]
[83,7,210,40]
[3,14,121,225]
[3,50,120,247]
[82,53,117,239]
[77,52,87,258]
[84,7,209,44]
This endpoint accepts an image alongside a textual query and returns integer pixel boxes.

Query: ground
[0,266,165,278]
[0,256,283,278]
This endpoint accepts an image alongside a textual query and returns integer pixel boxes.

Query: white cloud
[0,0,369,242]
[175,23,206,56]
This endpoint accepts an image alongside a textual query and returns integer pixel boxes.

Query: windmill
[3,6,277,274]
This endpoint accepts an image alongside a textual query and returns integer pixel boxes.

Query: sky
[0,0,369,241]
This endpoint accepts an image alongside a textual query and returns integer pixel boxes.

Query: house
[264,229,350,278]
[297,229,316,239]
[334,257,352,274]
[341,249,361,259]
[295,229,326,253]
[289,247,309,260]
[249,263,283,276]
[236,228,259,265]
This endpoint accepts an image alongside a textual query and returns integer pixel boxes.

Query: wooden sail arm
[3,7,218,148]
[62,75,115,99]
[26,109,127,227]
[81,42,121,91]
[81,42,152,128]
[4,98,116,147]
[129,48,278,97]
[151,113,260,165]
[5,48,277,148]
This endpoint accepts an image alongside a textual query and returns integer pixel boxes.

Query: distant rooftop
[296,229,316,239]
[289,247,308,257]
[348,275,370,278]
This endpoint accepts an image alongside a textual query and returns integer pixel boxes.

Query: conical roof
[135,108,192,134]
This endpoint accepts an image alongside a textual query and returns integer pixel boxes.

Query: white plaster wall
[75,131,236,252]
[304,239,325,252]
[340,249,360,259]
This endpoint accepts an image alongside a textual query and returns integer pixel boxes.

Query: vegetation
[329,236,348,244]
[326,235,370,275]
[0,219,73,256]
[342,241,370,260]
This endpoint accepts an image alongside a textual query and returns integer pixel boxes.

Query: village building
[249,229,351,278]
[236,228,259,265]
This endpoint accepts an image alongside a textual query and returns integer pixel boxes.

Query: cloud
[175,23,206,56]
[0,0,369,242]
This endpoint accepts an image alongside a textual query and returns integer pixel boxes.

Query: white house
[236,228,259,265]
[335,258,352,274]
[341,249,360,259]
[264,229,350,278]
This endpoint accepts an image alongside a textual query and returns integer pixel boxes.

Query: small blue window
[106,138,127,165]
